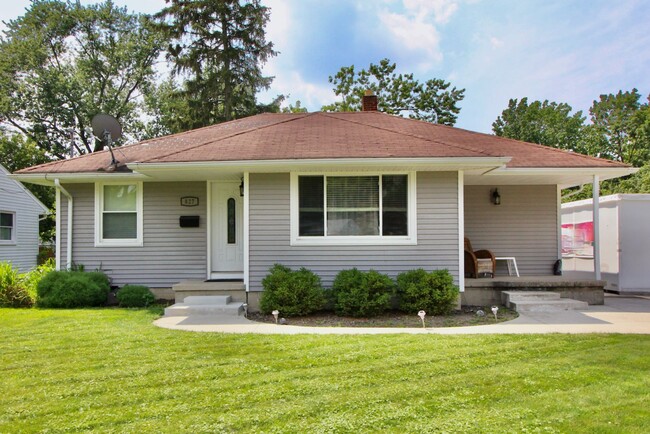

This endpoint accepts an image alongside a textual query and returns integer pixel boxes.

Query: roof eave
[8,172,150,186]
[128,156,512,177]
[465,166,638,188]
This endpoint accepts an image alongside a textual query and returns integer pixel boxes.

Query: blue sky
[2,0,649,133]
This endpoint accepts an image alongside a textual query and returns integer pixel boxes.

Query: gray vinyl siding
[59,182,207,287]
[0,170,45,272]
[464,185,558,276]
[248,172,460,292]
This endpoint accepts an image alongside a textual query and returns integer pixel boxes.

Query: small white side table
[495,257,519,277]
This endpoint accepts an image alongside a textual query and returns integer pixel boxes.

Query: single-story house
[12,94,634,308]
[0,164,48,272]
[562,194,650,295]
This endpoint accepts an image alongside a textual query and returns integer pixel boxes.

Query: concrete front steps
[502,291,588,313]
[164,295,245,317]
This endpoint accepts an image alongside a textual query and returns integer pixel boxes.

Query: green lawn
[1,308,649,433]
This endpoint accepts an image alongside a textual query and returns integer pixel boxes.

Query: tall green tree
[155,0,277,130]
[492,97,587,152]
[282,100,308,113]
[588,89,650,166]
[0,0,164,158]
[322,58,465,126]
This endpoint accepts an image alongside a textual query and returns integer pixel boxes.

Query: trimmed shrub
[37,270,110,308]
[22,259,55,300]
[117,285,155,307]
[0,262,33,307]
[260,264,325,316]
[396,268,459,315]
[332,268,393,317]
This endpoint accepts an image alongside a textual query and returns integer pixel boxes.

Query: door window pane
[227,198,236,244]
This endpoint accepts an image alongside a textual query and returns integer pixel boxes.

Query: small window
[95,182,143,246]
[0,212,15,242]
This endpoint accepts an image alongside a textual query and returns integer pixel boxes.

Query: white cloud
[260,61,335,111]
[403,0,459,24]
[369,0,462,70]
[378,11,443,65]
[489,36,503,48]
[262,0,292,57]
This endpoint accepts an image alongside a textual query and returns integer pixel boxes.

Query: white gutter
[54,179,73,270]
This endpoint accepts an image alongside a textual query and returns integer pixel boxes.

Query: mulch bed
[247,306,518,328]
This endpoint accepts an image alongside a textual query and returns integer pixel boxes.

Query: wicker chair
[464,237,496,278]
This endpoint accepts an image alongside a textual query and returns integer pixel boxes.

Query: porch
[462,276,606,306]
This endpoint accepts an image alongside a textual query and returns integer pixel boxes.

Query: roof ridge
[141,113,313,163]
[320,111,495,158]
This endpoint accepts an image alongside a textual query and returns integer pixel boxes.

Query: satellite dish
[91,113,122,142]
[91,114,122,171]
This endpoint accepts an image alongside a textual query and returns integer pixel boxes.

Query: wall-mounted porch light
[239,178,244,197]
[491,188,501,205]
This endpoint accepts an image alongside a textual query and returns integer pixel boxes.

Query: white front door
[210,181,243,279]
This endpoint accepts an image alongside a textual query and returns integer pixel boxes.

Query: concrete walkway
[153,294,650,335]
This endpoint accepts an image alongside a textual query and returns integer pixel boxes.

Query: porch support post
[592,175,601,280]
[55,188,61,271]
[458,170,464,292]
[243,172,250,291]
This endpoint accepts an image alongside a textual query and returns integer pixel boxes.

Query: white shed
[561,194,650,294]
[0,165,48,272]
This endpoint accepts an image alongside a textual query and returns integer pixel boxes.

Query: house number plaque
[180,196,199,207]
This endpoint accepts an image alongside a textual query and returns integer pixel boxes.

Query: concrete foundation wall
[463,280,605,306]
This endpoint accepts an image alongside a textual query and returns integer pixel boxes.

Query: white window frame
[94,181,143,247]
[0,211,16,244]
[290,172,417,246]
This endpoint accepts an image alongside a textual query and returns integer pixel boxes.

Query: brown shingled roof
[16,111,629,174]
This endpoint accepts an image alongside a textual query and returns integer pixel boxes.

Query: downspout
[592,175,601,280]
[54,179,73,270]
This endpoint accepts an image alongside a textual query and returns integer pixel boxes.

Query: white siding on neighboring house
[464,185,559,276]
[562,194,650,294]
[59,182,207,287]
[0,166,46,272]
[248,172,460,292]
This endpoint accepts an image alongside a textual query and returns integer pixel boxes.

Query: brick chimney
[361,90,378,111]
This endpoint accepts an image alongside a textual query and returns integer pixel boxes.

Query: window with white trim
[292,173,416,245]
[95,182,143,246]
[0,212,15,243]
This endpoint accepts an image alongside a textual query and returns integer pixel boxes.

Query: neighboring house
[0,164,48,272]
[562,194,650,294]
[12,94,634,306]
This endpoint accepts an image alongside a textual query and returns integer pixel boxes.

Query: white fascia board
[488,166,637,179]
[128,157,512,174]
[9,172,150,186]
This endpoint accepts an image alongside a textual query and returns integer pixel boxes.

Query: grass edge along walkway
[1,308,649,433]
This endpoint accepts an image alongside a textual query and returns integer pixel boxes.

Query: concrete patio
[154,294,650,335]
